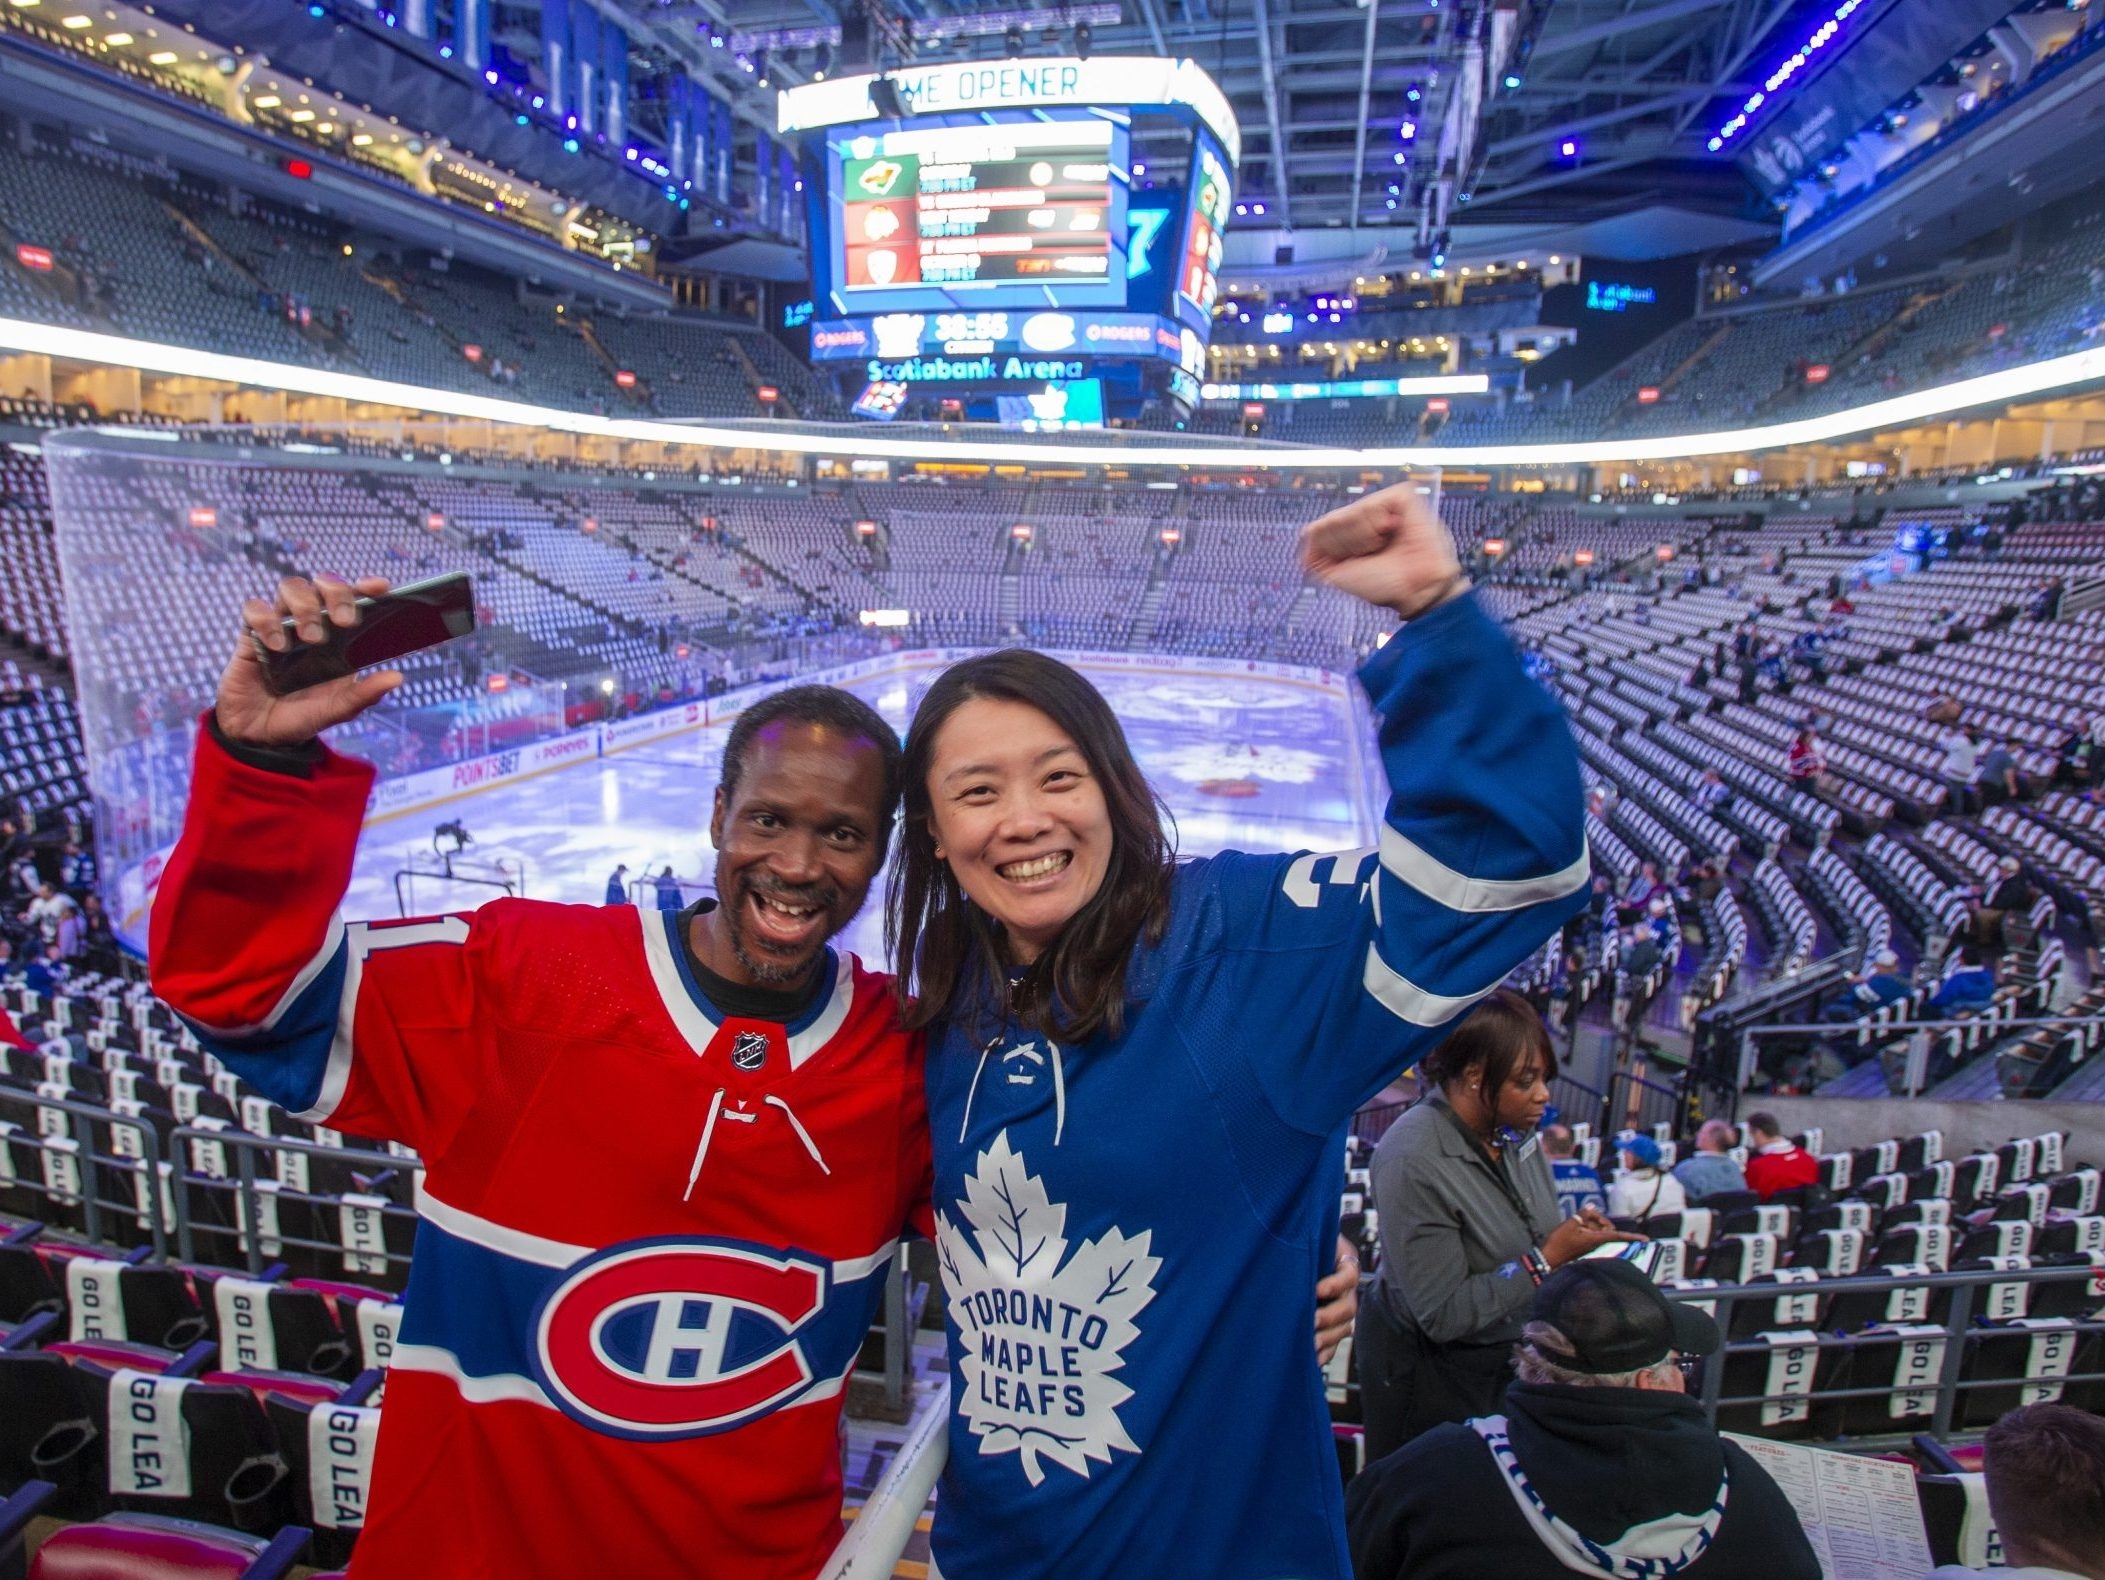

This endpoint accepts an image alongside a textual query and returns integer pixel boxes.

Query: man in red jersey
[1742,1112,1820,1202]
[152,573,1360,1579]
[152,573,930,1580]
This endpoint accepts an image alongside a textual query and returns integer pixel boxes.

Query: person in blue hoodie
[886,481,1590,1580]
[1931,950,1999,1015]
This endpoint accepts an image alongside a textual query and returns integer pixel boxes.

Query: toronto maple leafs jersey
[149,726,930,1580]
[923,591,1589,1580]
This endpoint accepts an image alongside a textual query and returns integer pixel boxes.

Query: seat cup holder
[32,1416,97,1474]
[225,1454,289,1532]
[309,1339,352,1377]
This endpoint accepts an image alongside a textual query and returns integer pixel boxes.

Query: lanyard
[1435,1097,1539,1241]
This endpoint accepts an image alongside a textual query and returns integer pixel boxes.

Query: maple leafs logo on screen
[935,1132,1159,1487]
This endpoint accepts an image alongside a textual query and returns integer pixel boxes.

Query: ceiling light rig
[1710,0,1869,150]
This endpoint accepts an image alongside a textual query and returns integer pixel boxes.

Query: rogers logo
[812,327,868,352]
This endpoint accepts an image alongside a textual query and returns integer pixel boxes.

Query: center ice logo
[936,1133,1160,1486]
[533,1239,828,1439]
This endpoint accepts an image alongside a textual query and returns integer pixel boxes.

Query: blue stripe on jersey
[181,935,347,1116]
[398,1213,896,1405]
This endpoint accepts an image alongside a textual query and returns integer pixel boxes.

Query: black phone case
[258,574,476,695]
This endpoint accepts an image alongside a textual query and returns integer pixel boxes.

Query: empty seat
[1959,1318,2092,1428]
[20,1510,310,1579]
[1711,1329,1839,1440]
[1725,1269,1826,1340]
[1832,1323,1952,1436]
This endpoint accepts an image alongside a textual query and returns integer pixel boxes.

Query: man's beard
[725,874,839,986]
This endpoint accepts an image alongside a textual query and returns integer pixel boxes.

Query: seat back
[29,1518,258,1580]
[0,1351,105,1514]
[1959,1318,2085,1429]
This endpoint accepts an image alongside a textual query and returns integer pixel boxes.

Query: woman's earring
[934,845,945,860]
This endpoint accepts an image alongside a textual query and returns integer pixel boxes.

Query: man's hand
[1315,1234,1361,1365]
[1542,1207,1644,1269]
[218,574,403,747]
[1299,481,1465,619]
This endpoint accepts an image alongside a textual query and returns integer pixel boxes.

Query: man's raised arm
[149,575,476,1150]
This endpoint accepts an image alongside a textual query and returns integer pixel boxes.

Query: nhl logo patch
[731,1031,769,1072]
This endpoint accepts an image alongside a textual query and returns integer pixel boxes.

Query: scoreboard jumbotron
[777,57,1240,429]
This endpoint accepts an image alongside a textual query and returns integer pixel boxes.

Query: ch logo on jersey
[730,1031,769,1072]
[532,1239,828,1439]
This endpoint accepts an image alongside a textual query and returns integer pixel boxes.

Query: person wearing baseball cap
[1605,1132,1687,1226]
[1347,1258,1819,1580]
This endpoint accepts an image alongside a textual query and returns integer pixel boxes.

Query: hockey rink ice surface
[339,662,1381,965]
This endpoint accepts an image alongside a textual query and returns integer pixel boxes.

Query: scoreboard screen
[818,112,1132,312]
[1174,133,1232,331]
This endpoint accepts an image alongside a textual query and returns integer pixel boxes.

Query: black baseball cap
[1528,1256,1721,1374]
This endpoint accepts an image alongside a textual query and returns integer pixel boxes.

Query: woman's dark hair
[887,649,1175,1043]
[1418,989,1558,1094]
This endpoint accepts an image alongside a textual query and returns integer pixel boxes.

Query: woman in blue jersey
[886,482,1592,1580]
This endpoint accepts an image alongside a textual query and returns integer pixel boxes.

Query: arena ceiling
[605,0,1796,248]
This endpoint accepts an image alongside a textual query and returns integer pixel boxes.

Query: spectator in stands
[52,898,83,961]
[1931,949,1999,1015]
[1784,726,1825,789]
[1543,1124,1605,1220]
[20,881,75,946]
[1818,948,1913,1027]
[1940,725,1983,814]
[1671,1119,1746,1204]
[1683,857,1726,907]
[1690,768,1732,814]
[603,862,628,905]
[58,840,93,893]
[652,864,682,909]
[1927,1403,2105,1580]
[1973,856,2035,952]
[1924,693,1963,728]
[1978,736,2022,805]
[22,938,68,996]
[1743,1113,1819,1201]
[1347,1258,1818,1580]
[1607,1133,1686,1224]
[78,893,117,978]
[1361,993,1637,1458]
[1618,860,1667,919]
[0,936,17,984]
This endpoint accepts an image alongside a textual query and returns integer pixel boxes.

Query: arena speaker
[837,10,873,70]
[869,76,907,118]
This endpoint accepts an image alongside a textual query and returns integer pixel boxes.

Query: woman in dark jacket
[1358,992,1633,1458]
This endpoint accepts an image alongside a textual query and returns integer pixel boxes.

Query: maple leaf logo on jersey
[934,1132,1160,1487]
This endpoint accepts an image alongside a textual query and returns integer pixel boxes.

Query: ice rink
[343,659,1382,967]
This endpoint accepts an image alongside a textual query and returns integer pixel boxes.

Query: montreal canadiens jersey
[150,727,931,1580]
[922,591,1590,1580]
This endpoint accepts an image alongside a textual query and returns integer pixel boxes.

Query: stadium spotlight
[1004,23,1025,56]
[869,75,906,117]
[1075,21,1092,57]
[1560,138,1578,158]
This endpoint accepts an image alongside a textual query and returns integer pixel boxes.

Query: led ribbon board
[778,57,1241,169]
[6,318,2102,469]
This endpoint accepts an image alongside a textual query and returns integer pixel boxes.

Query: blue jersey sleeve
[1197,590,1588,1134]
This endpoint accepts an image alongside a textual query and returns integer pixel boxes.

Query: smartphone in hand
[256,572,477,696]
